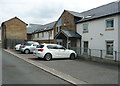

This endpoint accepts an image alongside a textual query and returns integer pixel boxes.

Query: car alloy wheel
[70,53,75,59]
[44,53,52,61]
[24,49,30,54]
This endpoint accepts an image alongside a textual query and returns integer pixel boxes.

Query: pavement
[3,49,119,85]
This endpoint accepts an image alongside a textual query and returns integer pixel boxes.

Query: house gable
[54,10,82,38]
[4,17,27,25]
[2,17,27,40]
[4,17,27,27]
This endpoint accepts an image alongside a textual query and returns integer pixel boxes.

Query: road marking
[4,49,87,85]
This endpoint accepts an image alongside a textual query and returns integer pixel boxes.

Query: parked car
[33,43,77,61]
[14,41,36,51]
[15,43,22,51]
[20,41,39,54]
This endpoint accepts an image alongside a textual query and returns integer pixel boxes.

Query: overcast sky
[0,0,117,25]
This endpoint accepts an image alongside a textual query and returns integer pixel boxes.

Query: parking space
[5,49,119,84]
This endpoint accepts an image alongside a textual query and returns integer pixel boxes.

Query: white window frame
[105,19,114,30]
[83,24,88,33]
[106,41,114,56]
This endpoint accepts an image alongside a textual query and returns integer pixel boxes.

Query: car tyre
[24,49,30,54]
[70,53,75,59]
[44,53,52,61]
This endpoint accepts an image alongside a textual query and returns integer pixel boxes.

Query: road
[2,50,73,85]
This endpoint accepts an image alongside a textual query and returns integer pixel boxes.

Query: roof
[77,1,120,23]
[34,21,56,33]
[66,10,83,18]
[27,24,42,34]
[3,17,27,25]
[55,29,81,39]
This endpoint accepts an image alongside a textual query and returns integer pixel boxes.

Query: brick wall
[3,17,27,40]
[61,11,76,32]
[54,10,76,38]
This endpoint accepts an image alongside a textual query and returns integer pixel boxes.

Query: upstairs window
[106,19,114,30]
[83,24,88,33]
[56,26,61,34]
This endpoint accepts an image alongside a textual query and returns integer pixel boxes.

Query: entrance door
[83,41,88,55]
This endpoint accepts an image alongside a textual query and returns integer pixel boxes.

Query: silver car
[20,42,39,54]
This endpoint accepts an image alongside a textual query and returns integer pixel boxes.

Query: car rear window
[37,45,44,48]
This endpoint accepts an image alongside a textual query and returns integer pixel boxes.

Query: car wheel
[70,53,75,59]
[44,53,52,61]
[24,49,30,54]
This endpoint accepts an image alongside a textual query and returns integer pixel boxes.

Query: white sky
[0,0,117,25]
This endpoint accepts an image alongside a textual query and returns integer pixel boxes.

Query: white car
[15,44,21,51]
[20,41,39,54]
[34,43,77,61]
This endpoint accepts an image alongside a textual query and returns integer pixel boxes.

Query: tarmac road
[2,50,73,85]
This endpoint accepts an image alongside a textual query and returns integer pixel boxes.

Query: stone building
[32,21,56,44]
[1,17,27,48]
[54,10,82,48]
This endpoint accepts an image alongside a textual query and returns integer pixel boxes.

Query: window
[56,26,60,32]
[37,45,44,48]
[24,43,32,46]
[37,33,39,38]
[49,31,52,37]
[56,26,62,33]
[47,45,58,49]
[106,41,114,56]
[83,24,88,33]
[106,19,114,29]
[42,32,44,37]
[57,45,66,50]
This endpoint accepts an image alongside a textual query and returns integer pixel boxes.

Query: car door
[29,44,35,52]
[57,45,69,58]
[47,45,60,58]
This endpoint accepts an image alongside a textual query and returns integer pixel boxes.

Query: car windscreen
[24,42,33,46]
[37,45,44,48]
